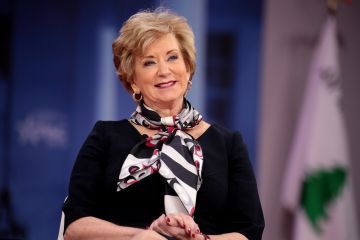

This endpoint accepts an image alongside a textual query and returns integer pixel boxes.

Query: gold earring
[132,92,143,103]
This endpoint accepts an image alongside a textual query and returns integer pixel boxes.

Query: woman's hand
[149,213,209,240]
[129,229,168,240]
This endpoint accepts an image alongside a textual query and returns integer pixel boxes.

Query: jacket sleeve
[62,121,107,231]
[224,132,265,240]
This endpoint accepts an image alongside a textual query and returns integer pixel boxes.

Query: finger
[151,214,184,238]
[158,214,166,224]
[164,213,201,239]
[149,214,165,230]
[154,222,189,239]
[178,214,200,237]
[168,212,199,232]
[165,214,184,228]
[165,215,174,226]
[165,214,191,237]
[165,215,185,229]
[162,225,188,239]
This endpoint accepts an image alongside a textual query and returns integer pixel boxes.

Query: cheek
[183,71,191,84]
[178,64,190,80]
[133,71,154,88]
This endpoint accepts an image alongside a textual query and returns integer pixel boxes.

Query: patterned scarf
[117,99,203,216]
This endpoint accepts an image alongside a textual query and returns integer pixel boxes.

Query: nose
[157,60,171,77]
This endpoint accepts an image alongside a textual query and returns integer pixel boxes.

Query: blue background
[0,0,262,239]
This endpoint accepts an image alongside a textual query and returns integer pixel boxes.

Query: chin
[158,93,183,102]
[156,96,183,105]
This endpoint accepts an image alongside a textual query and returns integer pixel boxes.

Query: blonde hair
[112,8,196,93]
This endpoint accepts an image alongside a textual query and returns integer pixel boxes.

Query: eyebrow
[142,49,179,59]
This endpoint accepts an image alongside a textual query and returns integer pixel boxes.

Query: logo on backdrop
[16,109,68,149]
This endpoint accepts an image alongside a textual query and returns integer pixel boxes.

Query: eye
[168,55,178,61]
[143,60,156,67]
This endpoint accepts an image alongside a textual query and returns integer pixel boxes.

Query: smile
[154,81,177,88]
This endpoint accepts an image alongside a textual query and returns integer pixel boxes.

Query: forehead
[140,33,180,56]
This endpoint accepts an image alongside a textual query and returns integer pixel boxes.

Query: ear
[187,72,191,81]
[185,66,191,81]
[131,82,140,94]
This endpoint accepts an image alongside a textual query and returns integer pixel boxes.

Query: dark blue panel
[9,1,76,239]
[207,0,263,168]
[5,0,158,239]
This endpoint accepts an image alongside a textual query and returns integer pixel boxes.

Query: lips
[155,81,177,88]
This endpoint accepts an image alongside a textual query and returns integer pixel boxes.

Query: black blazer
[63,120,264,239]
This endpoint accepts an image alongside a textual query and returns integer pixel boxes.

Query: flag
[281,15,359,240]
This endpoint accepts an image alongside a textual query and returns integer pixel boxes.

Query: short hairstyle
[112,8,196,93]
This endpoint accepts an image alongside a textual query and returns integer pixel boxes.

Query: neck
[144,99,184,117]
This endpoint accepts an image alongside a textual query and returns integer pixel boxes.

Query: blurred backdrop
[0,0,359,240]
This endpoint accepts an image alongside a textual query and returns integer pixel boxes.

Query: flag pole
[327,0,352,15]
[326,0,338,15]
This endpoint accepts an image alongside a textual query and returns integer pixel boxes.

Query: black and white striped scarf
[117,99,203,216]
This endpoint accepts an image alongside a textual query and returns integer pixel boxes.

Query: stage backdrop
[1,0,263,239]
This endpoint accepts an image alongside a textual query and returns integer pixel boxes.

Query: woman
[62,8,264,240]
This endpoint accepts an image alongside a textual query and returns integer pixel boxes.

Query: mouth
[154,80,177,89]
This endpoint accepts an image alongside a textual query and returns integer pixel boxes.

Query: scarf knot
[117,99,204,216]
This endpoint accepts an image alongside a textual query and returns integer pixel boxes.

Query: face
[131,33,190,112]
